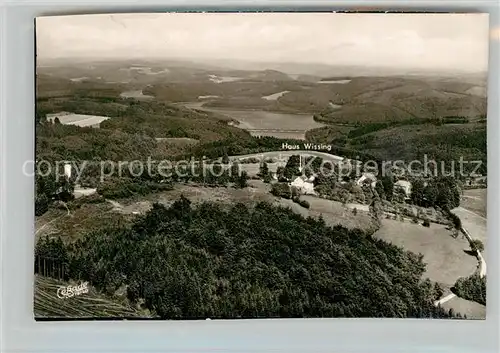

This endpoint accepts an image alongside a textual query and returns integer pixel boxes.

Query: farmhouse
[290,175,316,195]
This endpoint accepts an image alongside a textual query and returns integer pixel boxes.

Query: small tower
[64,163,72,179]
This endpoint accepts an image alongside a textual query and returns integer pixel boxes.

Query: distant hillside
[281,76,487,123]
[36,84,253,161]
[307,122,487,174]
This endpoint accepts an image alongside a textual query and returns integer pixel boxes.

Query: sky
[36,13,490,72]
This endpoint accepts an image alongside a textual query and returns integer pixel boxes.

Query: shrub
[271,183,292,199]
[263,174,272,183]
[296,199,310,209]
[422,219,430,227]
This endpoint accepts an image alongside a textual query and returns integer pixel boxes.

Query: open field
[46,113,110,127]
[461,188,487,218]
[441,296,486,320]
[36,201,130,241]
[109,181,375,232]
[373,219,477,288]
[452,206,487,262]
[36,180,375,244]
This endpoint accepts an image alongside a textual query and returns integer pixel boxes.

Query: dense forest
[36,199,458,319]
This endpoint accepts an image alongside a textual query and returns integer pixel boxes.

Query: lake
[319,79,352,84]
[120,90,154,100]
[183,102,324,140]
[262,91,290,100]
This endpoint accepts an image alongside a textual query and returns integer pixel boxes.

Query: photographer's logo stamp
[56,282,89,299]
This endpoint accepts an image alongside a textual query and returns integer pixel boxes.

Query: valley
[34,57,488,320]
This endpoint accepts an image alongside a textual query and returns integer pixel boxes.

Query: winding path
[433,208,487,307]
[35,202,70,236]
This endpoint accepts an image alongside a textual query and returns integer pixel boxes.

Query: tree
[231,163,241,178]
[54,117,61,124]
[410,179,425,206]
[35,193,49,216]
[222,153,230,164]
[55,176,75,202]
[276,166,286,181]
[259,161,269,177]
[393,188,407,203]
[235,171,249,189]
[171,195,192,217]
[375,181,385,200]
[433,282,444,301]
[262,173,272,184]
[449,212,462,230]
[470,239,484,253]
[283,155,301,180]
[423,184,438,208]
[381,176,394,201]
[434,177,460,210]
[339,189,351,207]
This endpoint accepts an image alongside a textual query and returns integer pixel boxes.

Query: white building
[394,180,412,198]
[290,176,316,195]
[356,173,377,188]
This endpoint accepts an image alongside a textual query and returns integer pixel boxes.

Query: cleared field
[373,219,477,288]
[441,296,486,320]
[297,195,374,231]
[34,275,153,319]
[47,113,110,127]
[114,181,375,232]
[239,163,281,176]
[452,205,487,262]
[36,202,130,241]
[461,188,487,218]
